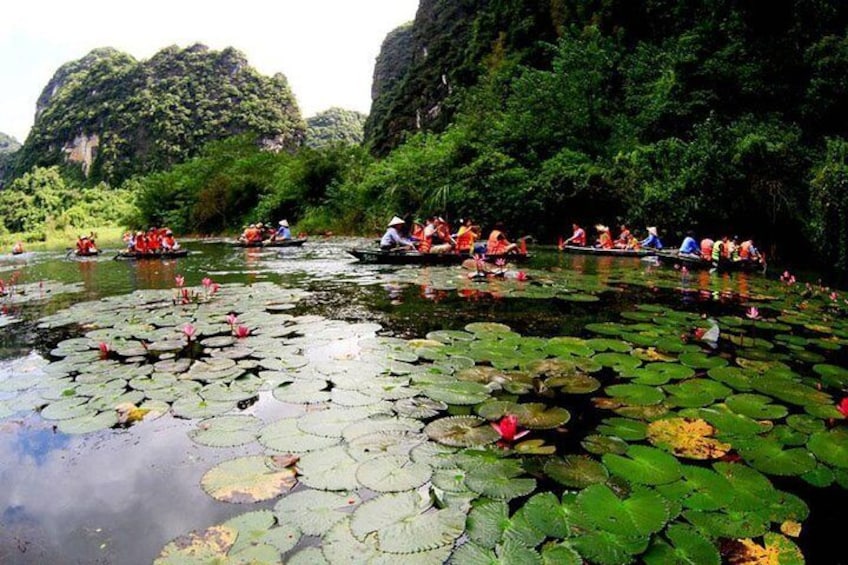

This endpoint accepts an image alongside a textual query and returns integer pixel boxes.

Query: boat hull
[347,249,531,265]
[234,239,307,248]
[560,245,655,257]
[655,251,766,273]
[115,249,189,260]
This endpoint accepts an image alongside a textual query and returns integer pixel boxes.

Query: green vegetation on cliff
[305,108,367,149]
[13,44,304,185]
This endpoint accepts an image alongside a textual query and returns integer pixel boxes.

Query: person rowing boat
[380,216,416,251]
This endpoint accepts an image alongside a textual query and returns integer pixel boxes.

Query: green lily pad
[737,437,817,476]
[522,491,570,539]
[606,384,666,406]
[581,434,629,455]
[808,428,848,468]
[597,418,648,441]
[422,381,491,405]
[188,415,262,448]
[544,455,610,488]
[603,445,683,485]
[425,416,500,447]
[355,454,432,492]
[576,484,670,537]
[274,490,360,536]
[725,393,789,420]
[643,523,720,565]
[678,352,727,369]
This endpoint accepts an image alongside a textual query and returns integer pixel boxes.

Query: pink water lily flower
[746,307,760,320]
[175,275,185,288]
[210,283,220,295]
[225,313,238,326]
[202,277,212,288]
[98,342,110,359]
[495,258,506,268]
[182,323,197,339]
[491,414,530,443]
[515,271,528,281]
[830,292,838,302]
[235,325,251,338]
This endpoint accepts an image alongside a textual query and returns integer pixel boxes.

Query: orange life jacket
[599,232,613,249]
[487,230,508,255]
[134,235,148,253]
[456,227,476,252]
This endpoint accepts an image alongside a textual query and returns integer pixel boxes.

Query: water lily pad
[726,393,789,420]
[298,445,361,491]
[643,524,720,565]
[224,509,301,555]
[808,428,848,468]
[597,417,648,441]
[464,467,537,501]
[258,417,341,453]
[576,483,670,537]
[424,416,500,447]
[678,352,727,369]
[647,417,730,460]
[722,533,804,565]
[273,490,361,536]
[581,434,629,455]
[57,410,119,434]
[606,384,666,406]
[603,445,683,485]
[523,491,570,539]
[466,499,509,549]
[356,454,432,492]
[200,455,297,503]
[737,437,817,477]
[544,455,610,488]
[422,381,491,405]
[154,525,236,564]
[188,415,262,448]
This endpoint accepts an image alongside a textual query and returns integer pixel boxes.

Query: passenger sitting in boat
[640,226,663,250]
[147,228,162,253]
[562,223,586,248]
[240,224,263,244]
[711,236,729,265]
[161,229,180,250]
[678,231,700,256]
[614,224,631,248]
[700,238,714,261]
[625,234,641,250]
[11,241,23,254]
[595,225,613,249]
[76,235,98,254]
[380,216,415,251]
[273,220,292,241]
[133,231,148,254]
[486,222,519,255]
[426,217,455,254]
[738,239,763,263]
[455,218,480,253]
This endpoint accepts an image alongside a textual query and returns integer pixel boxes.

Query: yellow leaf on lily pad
[154,525,236,564]
[633,348,676,362]
[725,533,804,565]
[115,403,150,424]
[780,520,802,538]
[514,439,556,455]
[647,417,731,460]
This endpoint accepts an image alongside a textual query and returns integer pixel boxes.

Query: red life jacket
[487,230,508,255]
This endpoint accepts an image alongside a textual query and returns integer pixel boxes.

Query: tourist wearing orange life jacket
[133,232,148,254]
[486,222,519,255]
[613,224,631,248]
[455,219,480,253]
[595,225,613,249]
[423,217,454,254]
[562,223,586,247]
[738,239,763,263]
[700,238,714,261]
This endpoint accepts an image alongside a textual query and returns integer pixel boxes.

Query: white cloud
[0,0,419,141]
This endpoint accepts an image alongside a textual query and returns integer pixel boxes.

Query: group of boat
[558,244,766,273]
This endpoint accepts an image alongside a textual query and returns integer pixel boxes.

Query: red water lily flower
[838,398,848,418]
[515,271,528,281]
[98,342,110,359]
[491,414,530,443]
[234,325,251,338]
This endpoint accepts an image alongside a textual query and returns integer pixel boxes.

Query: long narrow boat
[70,249,102,258]
[560,244,655,257]
[654,251,766,273]
[233,238,307,248]
[348,248,531,265]
[114,249,190,260]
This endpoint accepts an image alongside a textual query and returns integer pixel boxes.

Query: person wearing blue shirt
[640,226,663,250]
[678,231,699,255]
[380,216,415,251]
[273,219,292,241]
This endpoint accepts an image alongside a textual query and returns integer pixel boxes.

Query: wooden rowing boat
[347,248,531,265]
[114,249,190,260]
[73,249,102,257]
[654,251,766,273]
[233,238,307,248]
[560,245,655,257]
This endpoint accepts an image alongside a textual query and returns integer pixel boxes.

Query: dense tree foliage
[0,166,133,236]
[11,44,303,185]
[305,108,367,149]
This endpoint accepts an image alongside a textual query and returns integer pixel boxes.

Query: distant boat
[114,249,190,260]
[654,251,766,273]
[559,244,655,257]
[233,238,307,248]
[347,248,531,266]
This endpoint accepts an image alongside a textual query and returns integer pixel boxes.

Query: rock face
[0,132,20,187]
[305,108,367,148]
[14,44,305,184]
[364,0,558,155]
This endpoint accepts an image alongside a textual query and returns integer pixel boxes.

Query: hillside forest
[1,0,847,275]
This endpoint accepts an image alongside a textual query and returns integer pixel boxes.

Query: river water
[0,238,844,564]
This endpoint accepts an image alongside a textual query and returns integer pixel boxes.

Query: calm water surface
[0,238,843,564]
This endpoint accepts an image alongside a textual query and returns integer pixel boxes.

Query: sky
[0,0,420,142]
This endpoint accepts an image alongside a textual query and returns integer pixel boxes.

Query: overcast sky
[0,0,419,142]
